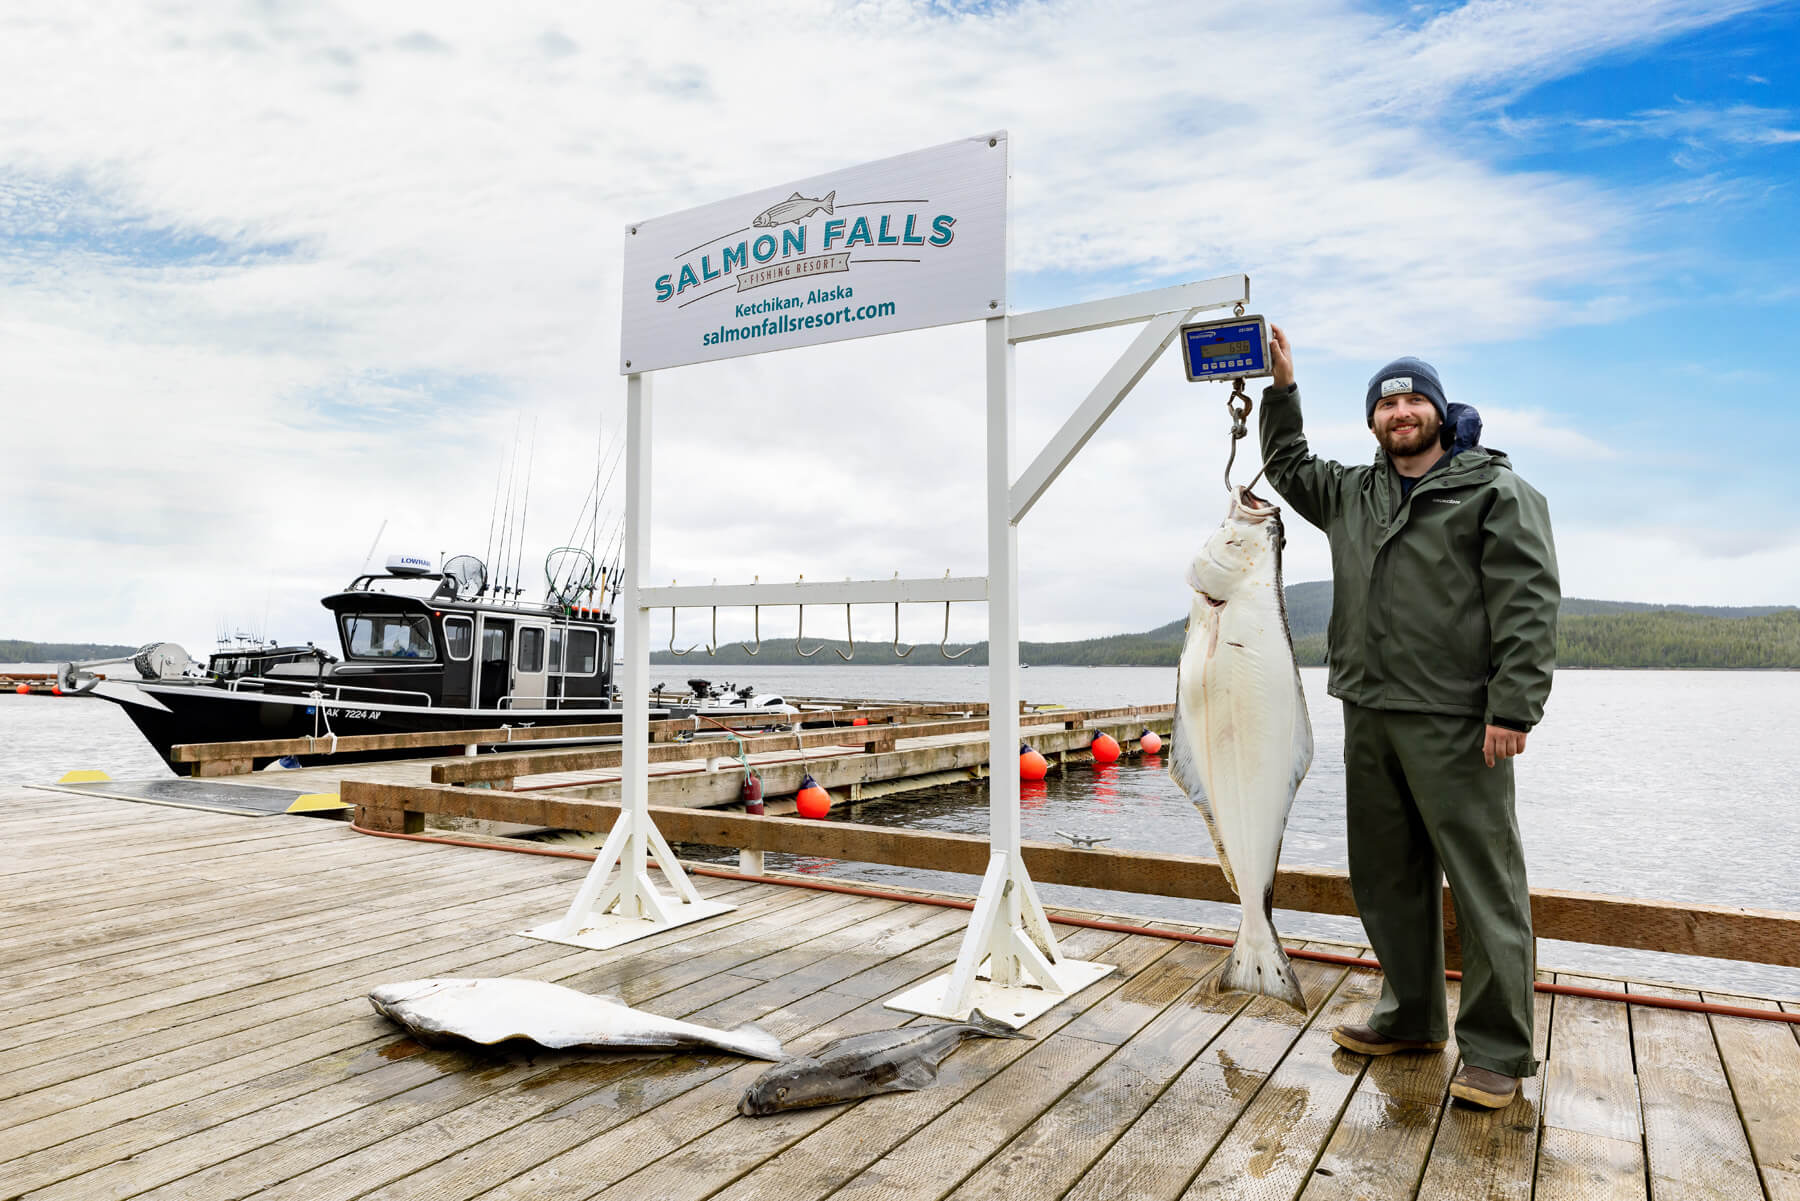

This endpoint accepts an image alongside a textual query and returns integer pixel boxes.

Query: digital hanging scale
[1180,314,1273,382]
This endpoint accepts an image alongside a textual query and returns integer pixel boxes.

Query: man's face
[1371,393,1442,457]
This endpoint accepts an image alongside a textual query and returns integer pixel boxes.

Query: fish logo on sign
[753,191,835,228]
[654,189,957,305]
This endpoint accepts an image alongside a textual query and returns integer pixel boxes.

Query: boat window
[565,628,599,675]
[517,626,545,673]
[342,613,437,661]
[443,617,473,662]
[547,627,565,674]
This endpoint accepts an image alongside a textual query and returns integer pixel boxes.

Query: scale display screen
[1181,316,1271,382]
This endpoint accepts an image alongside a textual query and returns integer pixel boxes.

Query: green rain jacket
[1257,384,1561,730]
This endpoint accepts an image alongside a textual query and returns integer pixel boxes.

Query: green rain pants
[1342,703,1538,1077]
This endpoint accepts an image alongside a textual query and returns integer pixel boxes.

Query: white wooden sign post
[526,131,1249,1023]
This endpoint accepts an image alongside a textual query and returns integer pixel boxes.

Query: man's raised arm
[1255,325,1344,530]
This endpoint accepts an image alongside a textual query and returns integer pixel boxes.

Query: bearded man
[1256,326,1559,1109]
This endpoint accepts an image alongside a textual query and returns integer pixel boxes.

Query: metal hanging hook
[795,601,825,658]
[940,600,973,660]
[668,595,697,658]
[892,601,915,658]
[704,604,719,657]
[743,605,761,656]
[1223,382,1261,493]
[832,603,855,661]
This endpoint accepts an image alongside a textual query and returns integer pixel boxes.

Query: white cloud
[0,0,1784,649]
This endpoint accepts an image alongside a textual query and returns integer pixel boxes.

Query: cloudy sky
[4,0,1796,655]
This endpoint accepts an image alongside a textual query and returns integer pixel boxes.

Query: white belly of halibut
[1170,596,1313,1010]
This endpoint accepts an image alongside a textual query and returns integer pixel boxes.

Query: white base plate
[884,957,1116,1026]
[520,898,736,951]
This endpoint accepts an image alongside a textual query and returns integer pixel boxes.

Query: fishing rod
[553,417,609,605]
[513,419,538,600]
[495,417,521,601]
[481,444,506,594]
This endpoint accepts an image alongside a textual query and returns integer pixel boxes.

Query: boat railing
[224,677,436,707]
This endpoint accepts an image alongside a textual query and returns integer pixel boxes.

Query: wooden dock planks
[3,788,1797,1201]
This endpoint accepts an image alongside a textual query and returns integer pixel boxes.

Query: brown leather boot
[1330,1023,1448,1055]
[1449,1064,1520,1108]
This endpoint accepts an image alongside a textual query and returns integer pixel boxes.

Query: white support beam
[1005,273,1248,344]
[885,314,1116,1027]
[639,575,988,610]
[524,371,733,951]
[1009,308,1191,525]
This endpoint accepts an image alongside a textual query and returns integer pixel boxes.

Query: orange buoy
[1139,727,1162,754]
[1019,744,1049,781]
[795,774,832,819]
[14,684,29,695]
[852,717,869,726]
[1091,732,1121,764]
[50,686,63,696]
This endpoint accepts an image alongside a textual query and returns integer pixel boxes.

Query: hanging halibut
[1169,486,1313,1012]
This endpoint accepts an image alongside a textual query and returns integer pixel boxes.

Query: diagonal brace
[1008,308,1193,525]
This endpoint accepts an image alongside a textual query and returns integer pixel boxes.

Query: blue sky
[2,0,1797,650]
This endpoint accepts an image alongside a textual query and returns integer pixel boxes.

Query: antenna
[361,519,388,573]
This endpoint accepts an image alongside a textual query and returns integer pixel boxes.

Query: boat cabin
[317,573,616,712]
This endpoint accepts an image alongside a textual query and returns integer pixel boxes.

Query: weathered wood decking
[3,789,1796,1201]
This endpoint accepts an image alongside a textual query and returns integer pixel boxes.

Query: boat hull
[94,682,780,773]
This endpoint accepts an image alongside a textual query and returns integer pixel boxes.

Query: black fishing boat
[59,553,790,773]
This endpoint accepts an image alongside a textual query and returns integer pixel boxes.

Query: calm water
[5,663,1798,998]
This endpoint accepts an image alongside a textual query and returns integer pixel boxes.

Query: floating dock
[156,699,1178,814]
[5,786,1799,1200]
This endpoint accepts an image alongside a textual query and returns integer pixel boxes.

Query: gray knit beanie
[1365,357,1447,425]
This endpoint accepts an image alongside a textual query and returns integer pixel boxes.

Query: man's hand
[1483,725,1528,768]
[1269,324,1294,390]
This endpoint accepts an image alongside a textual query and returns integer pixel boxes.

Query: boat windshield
[341,613,437,661]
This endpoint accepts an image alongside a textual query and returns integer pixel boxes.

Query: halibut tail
[1218,893,1307,1012]
[964,1008,1032,1039]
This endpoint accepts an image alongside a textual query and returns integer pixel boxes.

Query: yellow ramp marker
[58,770,111,783]
[288,793,350,813]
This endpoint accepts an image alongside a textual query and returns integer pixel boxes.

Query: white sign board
[620,132,1008,374]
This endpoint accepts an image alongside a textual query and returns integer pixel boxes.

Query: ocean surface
[4,662,1797,999]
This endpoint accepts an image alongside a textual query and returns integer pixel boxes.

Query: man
[1257,325,1559,1109]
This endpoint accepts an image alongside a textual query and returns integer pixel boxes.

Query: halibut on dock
[738,1009,1029,1115]
[368,978,784,1059]
[1169,486,1313,1011]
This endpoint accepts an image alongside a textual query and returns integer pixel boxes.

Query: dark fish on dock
[737,1008,1028,1115]
[1169,486,1313,1012]
[368,978,783,1059]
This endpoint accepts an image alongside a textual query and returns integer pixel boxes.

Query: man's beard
[1376,412,1442,457]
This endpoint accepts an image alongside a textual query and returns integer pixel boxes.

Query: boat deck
[4,787,1797,1201]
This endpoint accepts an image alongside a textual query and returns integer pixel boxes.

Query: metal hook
[1224,382,1255,492]
[832,603,855,661]
[795,602,825,658]
[940,600,973,660]
[892,601,915,658]
[669,599,697,657]
[704,605,719,657]
[743,605,761,656]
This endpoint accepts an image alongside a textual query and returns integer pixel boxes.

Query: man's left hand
[1483,725,1528,768]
